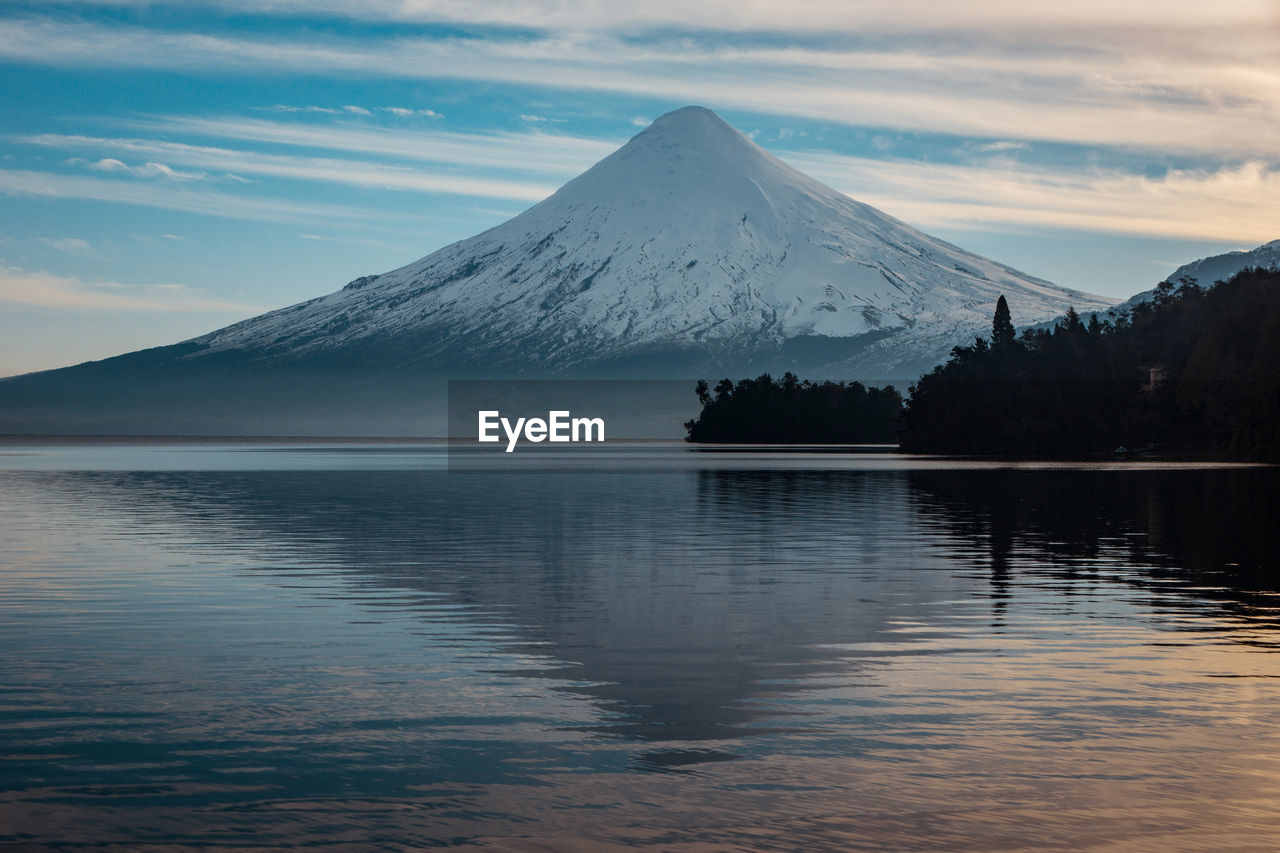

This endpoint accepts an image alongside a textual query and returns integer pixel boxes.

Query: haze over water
[2,445,1278,850]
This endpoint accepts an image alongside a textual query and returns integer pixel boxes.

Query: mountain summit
[2,106,1116,434]
[193,105,1112,378]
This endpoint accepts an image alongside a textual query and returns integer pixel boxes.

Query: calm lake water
[2,443,1279,851]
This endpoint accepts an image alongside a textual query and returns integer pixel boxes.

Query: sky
[1,1,1278,376]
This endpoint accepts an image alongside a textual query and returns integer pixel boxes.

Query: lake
[1,443,1278,850]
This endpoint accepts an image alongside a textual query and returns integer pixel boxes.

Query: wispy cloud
[787,151,1280,243]
[31,0,1275,32]
[970,141,1030,154]
[0,262,265,313]
[23,134,561,200]
[121,117,617,175]
[0,167,398,224]
[298,232,405,249]
[2,16,1277,158]
[258,104,443,118]
[380,107,442,118]
[69,156,211,181]
[37,236,98,256]
[130,231,194,246]
[255,104,341,114]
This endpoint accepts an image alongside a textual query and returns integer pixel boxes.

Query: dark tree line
[684,373,902,443]
[899,268,1280,459]
[684,269,1280,459]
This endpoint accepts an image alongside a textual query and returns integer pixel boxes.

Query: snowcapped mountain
[0,106,1121,435]
[191,106,1113,379]
[1170,239,1280,287]
[1109,238,1280,316]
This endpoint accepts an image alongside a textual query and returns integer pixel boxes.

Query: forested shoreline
[683,375,902,443]
[685,269,1280,461]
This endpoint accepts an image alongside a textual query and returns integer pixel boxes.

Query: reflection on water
[1,447,1279,850]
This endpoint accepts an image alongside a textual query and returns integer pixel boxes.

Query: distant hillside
[1108,238,1280,318]
[1172,239,1280,286]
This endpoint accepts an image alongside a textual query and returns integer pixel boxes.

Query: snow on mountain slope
[1110,238,1280,316]
[191,106,1115,378]
[1171,239,1280,286]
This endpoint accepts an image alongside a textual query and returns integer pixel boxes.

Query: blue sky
[2,1,1277,375]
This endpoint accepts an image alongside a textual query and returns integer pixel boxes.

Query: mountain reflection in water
[1,448,1278,850]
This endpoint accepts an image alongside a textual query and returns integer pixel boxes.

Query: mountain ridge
[1171,239,1280,286]
[1106,238,1280,318]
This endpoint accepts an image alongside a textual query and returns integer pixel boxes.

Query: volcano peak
[190,107,1115,380]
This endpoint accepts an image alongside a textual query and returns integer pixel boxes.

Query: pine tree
[992,295,1016,347]
[1061,306,1083,334]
